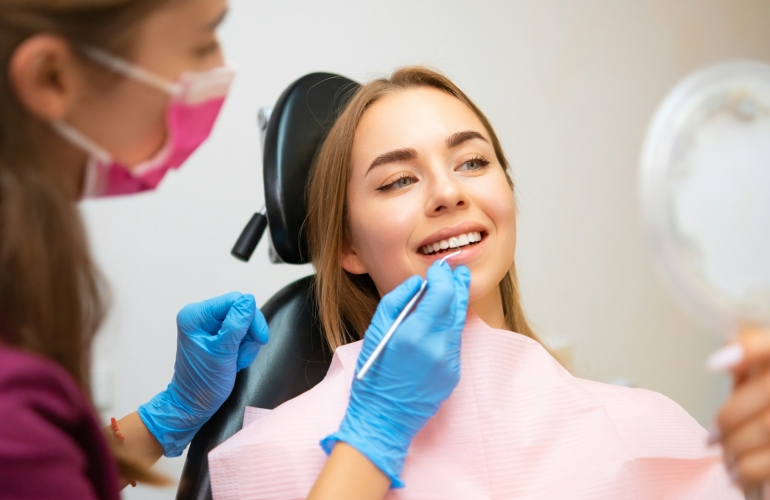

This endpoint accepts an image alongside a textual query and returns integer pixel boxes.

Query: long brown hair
[308,66,544,352]
[0,0,173,485]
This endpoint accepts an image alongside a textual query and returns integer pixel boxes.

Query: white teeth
[419,231,483,254]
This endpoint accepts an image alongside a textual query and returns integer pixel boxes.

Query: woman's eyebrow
[446,130,488,148]
[204,7,229,30]
[366,148,418,176]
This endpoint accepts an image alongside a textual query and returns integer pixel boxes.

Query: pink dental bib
[209,313,740,499]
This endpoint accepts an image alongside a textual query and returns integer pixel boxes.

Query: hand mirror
[641,60,770,338]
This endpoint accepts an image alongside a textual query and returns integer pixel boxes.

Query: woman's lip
[417,234,487,265]
[416,221,488,250]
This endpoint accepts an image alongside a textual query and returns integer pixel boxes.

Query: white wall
[80,1,770,498]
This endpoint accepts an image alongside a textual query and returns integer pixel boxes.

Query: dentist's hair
[0,0,172,485]
[308,66,544,352]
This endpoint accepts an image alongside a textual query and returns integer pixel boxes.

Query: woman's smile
[415,221,489,266]
[343,86,517,309]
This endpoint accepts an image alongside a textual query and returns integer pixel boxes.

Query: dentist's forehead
[351,87,490,168]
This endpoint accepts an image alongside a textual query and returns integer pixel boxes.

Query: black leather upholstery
[176,73,359,500]
[264,73,360,264]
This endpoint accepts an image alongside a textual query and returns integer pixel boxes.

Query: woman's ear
[9,35,79,122]
[340,240,368,275]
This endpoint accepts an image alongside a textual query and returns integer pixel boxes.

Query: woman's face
[69,0,228,167]
[343,87,517,304]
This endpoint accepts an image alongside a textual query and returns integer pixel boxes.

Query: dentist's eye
[458,155,490,172]
[195,40,221,57]
[376,173,418,192]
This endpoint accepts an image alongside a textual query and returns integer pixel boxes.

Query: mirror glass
[641,61,770,338]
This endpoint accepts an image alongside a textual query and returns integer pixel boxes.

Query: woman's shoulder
[0,344,118,500]
[576,377,710,455]
[0,344,84,394]
[0,344,94,425]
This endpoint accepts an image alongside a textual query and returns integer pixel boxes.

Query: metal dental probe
[356,246,462,380]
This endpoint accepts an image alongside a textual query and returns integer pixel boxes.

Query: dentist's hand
[321,260,471,488]
[138,292,269,457]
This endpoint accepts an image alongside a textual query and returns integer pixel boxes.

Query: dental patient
[208,67,740,499]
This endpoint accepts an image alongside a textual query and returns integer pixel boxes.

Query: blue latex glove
[138,292,269,457]
[321,261,471,487]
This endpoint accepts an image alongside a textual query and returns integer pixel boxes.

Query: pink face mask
[52,47,235,198]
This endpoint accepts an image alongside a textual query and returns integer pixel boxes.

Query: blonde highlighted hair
[308,66,546,353]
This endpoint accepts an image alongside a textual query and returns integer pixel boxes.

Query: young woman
[0,2,464,499]
[209,67,764,498]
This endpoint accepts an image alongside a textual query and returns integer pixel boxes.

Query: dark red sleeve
[0,347,119,500]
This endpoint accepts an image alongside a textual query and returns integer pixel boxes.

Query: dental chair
[175,73,360,500]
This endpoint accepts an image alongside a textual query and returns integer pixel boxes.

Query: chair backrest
[175,73,359,500]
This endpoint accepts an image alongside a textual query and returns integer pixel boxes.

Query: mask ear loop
[80,46,182,97]
[50,120,112,164]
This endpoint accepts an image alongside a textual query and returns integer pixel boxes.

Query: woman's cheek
[352,216,413,294]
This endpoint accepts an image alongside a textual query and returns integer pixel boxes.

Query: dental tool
[356,247,462,381]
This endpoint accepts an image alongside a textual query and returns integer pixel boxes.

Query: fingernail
[706,343,743,373]
[706,424,722,445]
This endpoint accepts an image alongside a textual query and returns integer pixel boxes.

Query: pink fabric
[99,97,226,197]
[242,407,272,428]
[209,313,741,500]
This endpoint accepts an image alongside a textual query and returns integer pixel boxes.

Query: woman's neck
[469,284,506,329]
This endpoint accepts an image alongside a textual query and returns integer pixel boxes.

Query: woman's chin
[467,279,500,306]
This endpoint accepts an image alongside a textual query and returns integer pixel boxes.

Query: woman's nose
[426,170,468,215]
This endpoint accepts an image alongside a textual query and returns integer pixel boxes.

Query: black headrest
[263,73,360,264]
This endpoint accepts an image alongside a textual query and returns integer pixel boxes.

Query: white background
[79,0,770,498]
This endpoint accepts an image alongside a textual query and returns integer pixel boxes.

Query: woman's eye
[376,174,417,191]
[458,157,490,171]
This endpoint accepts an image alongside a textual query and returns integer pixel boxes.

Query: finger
[248,307,270,345]
[732,445,770,487]
[718,372,770,435]
[451,266,471,331]
[236,341,260,372]
[453,265,471,290]
[373,275,423,324]
[420,260,455,311]
[723,409,770,459]
[707,329,770,374]
[218,294,257,344]
[177,291,243,333]
[236,308,269,371]
[202,291,244,322]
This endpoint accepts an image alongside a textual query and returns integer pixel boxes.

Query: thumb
[218,294,257,347]
[707,329,770,374]
[236,308,269,371]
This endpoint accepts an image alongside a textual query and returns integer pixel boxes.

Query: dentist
[0,1,468,499]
